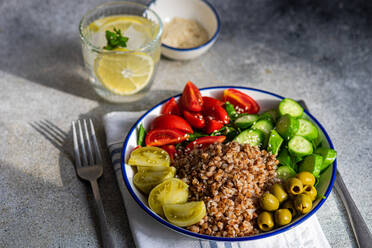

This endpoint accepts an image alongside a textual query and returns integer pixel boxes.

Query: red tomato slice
[180,81,203,112]
[162,97,180,115]
[204,119,224,134]
[152,114,193,134]
[145,129,188,146]
[202,96,224,107]
[186,136,226,151]
[161,144,177,160]
[202,100,229,124]
[183,110,205,129]
[223,89,260,114]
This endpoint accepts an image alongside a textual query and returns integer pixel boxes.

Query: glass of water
[79,1,163,103]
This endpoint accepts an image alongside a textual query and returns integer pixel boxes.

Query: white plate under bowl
[121,86,337,242]
[149,0,220,60]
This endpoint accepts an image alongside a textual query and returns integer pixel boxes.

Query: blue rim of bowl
[148,0,221,51]
[121,86,337,242]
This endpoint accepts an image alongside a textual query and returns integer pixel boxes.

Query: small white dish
[149,0,221,60]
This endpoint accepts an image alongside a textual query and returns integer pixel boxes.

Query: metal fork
[72,119,115,248]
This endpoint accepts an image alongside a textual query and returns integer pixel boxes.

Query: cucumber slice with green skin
[276,114,299,140]
[288,136,313,157]
[267,130,283,155]
[296,119,318,141]
[299,154,323,177]
[279,98,304,118]
[315,147,337,171]
[235,114,259,129]
[276,165,297,181]
[277,149,292,167]
[233,129,265,147]
[252,119,274,137]
[259,109,278,123]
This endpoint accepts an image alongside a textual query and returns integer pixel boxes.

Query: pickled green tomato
[163,201,206,227]
[128,146,170,167]
[133,166,176,194]
[148,178,188,216]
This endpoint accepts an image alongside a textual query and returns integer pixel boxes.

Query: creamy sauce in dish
[162,17,209,49]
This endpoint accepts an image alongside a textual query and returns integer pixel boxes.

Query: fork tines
[72,119,102,168]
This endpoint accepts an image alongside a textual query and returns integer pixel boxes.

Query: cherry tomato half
[202,96,224,107]
[223,89,260,114]
[204,119,224,134]
[161,144,177,160]
[202,99,229,125]
[152,114,193,134]
[145,129,188,146]
[183,110,205,129]
[162,97,180,115]
[180,81,203,112]
[186,136,226,150]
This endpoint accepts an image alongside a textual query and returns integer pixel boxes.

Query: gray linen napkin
[103,111,331,248]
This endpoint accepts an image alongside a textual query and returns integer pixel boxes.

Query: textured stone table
[0,0,371,247]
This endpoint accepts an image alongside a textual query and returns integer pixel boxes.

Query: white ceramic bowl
[149,0,220,60]
[121,86,337,242]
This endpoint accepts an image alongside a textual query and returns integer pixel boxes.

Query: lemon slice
[94,51,154,95]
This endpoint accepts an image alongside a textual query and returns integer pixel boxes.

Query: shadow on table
[30,118,136,248]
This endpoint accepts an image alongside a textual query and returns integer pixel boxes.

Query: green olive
[281,200,297,217]
[270,184,288,204]
[303,185,317,201]
[296,172,316,186]
[257,211,274,231]
[286,178,304,195]
[259,193,280,211]
[274,209,292,226]
[293,194,313,214]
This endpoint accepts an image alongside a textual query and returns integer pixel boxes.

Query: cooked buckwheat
[173,142,279,237]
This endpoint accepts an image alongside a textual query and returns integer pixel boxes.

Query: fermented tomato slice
[180,81,203,112]
[183,110,205,129]
[162,97,180,115]
[223,89,260,114]
[152,114,193,134]
[145,129,188,146]
[186,136,226,150]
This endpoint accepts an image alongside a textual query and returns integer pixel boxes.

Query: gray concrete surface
[0,0,371,247]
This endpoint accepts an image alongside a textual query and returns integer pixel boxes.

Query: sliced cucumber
[235,114,259,129]
[279,98,304,118]
[276,165,297,181]
[233,129,265,147]
[315,147,337,171]
[252,119,274,137]
[296,119,318,141]
[259,109,279,123]
[299,154,323,177]
[288,136,313,157]
[267,130,283,155]
[276,114,299,140]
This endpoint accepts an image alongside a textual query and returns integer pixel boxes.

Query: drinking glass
[79,1,163,103]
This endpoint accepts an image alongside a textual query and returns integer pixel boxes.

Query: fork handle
[334,171,372,248]
[90,180,115,248]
